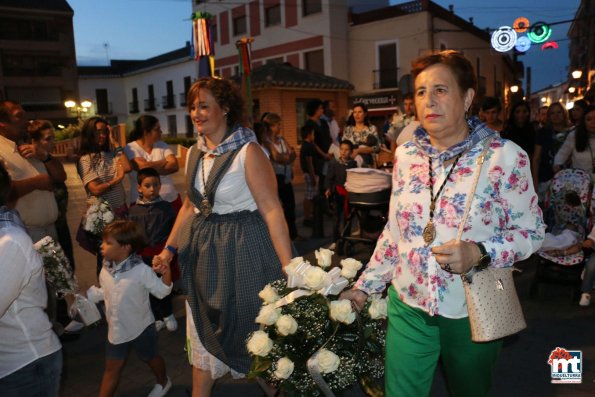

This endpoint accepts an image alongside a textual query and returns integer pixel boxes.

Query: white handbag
[456,139,527,342]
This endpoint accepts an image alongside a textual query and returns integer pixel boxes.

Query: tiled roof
[0,0,73,12]
[247,63,353,90]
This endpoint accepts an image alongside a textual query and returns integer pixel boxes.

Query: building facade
[568,0,595,102]
[0,0,78,123]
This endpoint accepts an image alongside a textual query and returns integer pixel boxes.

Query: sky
[68,0,580,92]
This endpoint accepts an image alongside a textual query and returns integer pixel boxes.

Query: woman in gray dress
[154,77,292,396]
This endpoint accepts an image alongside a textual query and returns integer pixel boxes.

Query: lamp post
[571,70,583,79]
[64,100,92,120]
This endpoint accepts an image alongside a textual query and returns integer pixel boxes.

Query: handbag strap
[456,138,492,242]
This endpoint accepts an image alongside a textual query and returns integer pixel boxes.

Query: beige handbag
[456,139,527,343]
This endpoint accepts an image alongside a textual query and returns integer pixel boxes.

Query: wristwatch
[475,242,491,270]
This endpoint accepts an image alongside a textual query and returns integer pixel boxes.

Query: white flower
[255,304,282,326]
[315,248,334,268]
[275,314,298,336]
[340,258,363,279]
[247,330,274,357]
[258,284,280,304]
[286,256,306,274]
[329,299,356,324]
[368,296,388,320]
[103,211,114,223]
[303,266,326,290]
[317,349,340,374]
[274,357,295,379]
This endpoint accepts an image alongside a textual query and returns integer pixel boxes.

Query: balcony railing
[144,98,156,111]
[373,67,400,89]
[129,101,139,114]
[162,95,175,109]
[179,93,187,106]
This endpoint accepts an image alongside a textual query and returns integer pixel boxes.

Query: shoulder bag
[456,139,527,342]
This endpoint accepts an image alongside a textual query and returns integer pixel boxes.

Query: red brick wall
[220,11,229,45]
[249,1,261,37]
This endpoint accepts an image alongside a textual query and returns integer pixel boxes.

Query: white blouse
[186,143,258,214]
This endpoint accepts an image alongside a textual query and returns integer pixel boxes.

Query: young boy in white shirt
[97,220,173,397]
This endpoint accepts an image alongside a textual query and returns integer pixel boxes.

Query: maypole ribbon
[191,12,215,77]
[236,37,254,122]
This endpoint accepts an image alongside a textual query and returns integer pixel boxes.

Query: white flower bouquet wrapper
[34,236,78,298]
[82,196,114,235]
[247,252,386,396]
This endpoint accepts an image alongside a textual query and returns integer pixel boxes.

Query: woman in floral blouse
[343,50,545,396]
[342,102,380,167]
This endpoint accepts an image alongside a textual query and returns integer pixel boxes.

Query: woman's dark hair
[500,101,535,156]
[253,121,271,145]
[102,220,146,252]
[481,96,502,112]
[346,102,371,127]
[574,105,595,152]
[570,99,589,125]
[27,120,53,142]
[78,116,109,156]
[0,160,11,206]
[186,77,244,128]
[306,99,323,117]
[411,50,477,95]
[506,101,531,128]
[129,115,159,142]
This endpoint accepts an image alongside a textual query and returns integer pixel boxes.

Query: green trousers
[386,287,502,397]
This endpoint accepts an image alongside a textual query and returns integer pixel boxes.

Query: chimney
[469,17,474,25]
[448,4,454,13]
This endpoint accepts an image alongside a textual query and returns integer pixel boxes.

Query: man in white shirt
[0,162,62,396]
[0,100,60,242]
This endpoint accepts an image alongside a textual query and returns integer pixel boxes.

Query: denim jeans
[0,349,62,397]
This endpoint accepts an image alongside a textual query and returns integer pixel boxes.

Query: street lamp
[510,85,519,93]
[64,100,92,120]
[568,86,576,94]
[571,70,583,79]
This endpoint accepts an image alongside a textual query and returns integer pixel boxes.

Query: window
[163,80,175,108]
[304,49,324,75]
[129,88,139,113]
[303,0,322,16]
[96,89,109,115]
[181,76,191,106]
[145,84,155,111]
[185,115,194,137]
[233,15,247,36]
[168,115,178,137]
[2,53,62,76]
[265,5,281,27]
[375,42,399,89]
[211,24,218,42]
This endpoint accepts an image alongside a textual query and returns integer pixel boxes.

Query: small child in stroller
[325,140,357,241]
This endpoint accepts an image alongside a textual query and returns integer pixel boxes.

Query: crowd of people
[0,48,593,396]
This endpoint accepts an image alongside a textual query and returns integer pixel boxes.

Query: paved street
[58,163,594,396]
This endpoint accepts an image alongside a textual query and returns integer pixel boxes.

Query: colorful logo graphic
[548,347,582,384]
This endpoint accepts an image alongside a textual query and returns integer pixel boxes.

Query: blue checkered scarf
[103,253,144,276]
[0,206,25,231]
[196,124,257,155]
[413,116,496,161]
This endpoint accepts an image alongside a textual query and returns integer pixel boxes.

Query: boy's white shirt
[99,255,172,344]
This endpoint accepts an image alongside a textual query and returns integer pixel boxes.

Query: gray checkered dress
[179,144,284,374]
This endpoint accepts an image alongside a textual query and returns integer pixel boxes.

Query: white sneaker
[147,377,172,397]
[163,314,178,332]
[155,320,165,331]
[579,293,591,307]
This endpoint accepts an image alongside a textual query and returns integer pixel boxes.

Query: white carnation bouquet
[34,236,78,298]
[247,249,386,396]
[82,196,114,235]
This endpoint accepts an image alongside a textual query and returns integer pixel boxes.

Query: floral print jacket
[354,117,545,318]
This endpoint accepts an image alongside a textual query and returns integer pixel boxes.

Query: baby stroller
[336,168,391,257]
[530,168,592,299]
